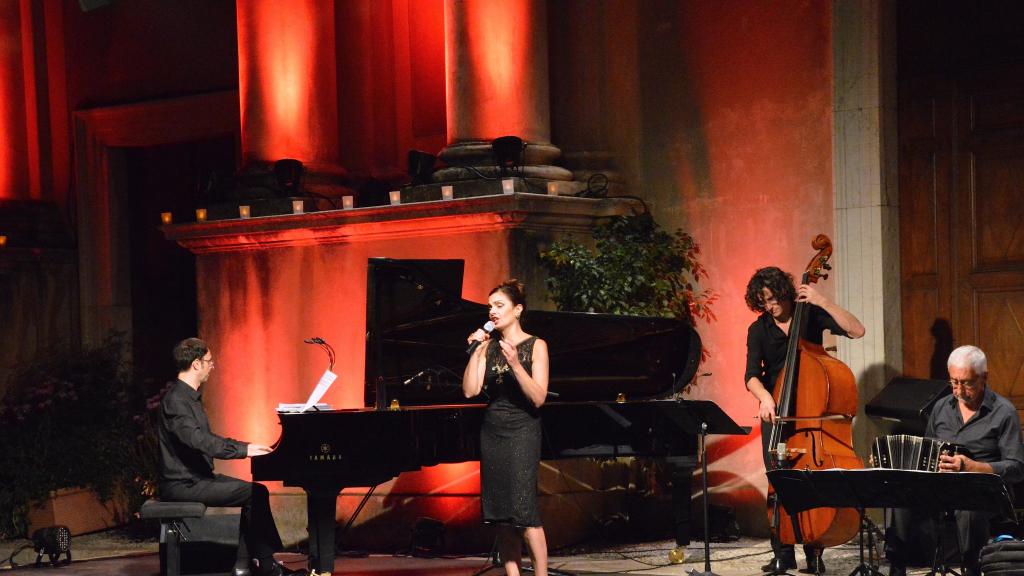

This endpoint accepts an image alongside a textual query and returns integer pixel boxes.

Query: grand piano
[252,258,733,573]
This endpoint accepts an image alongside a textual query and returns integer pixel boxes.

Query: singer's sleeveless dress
[480,336,542,527]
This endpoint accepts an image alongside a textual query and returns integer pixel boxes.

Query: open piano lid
[364,258,703,407]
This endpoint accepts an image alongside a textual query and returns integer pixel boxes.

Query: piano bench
[140,500,207,576]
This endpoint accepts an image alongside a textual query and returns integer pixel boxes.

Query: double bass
[766,234,863,549]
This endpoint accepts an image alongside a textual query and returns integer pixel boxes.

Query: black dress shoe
[887,564,906,576]
[232,567,252,576]
[762,555,798,573]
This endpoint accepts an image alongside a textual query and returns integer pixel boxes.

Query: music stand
[660,400,749,576]
[767,469,1013,576]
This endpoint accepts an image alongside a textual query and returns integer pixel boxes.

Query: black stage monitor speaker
[866,377,951,434]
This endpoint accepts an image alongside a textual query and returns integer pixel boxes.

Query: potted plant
[0,336,160,538]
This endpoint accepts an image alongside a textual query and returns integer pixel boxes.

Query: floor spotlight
[32,525,71,567]
[492,136,524,176]
[273,158,304,194]
[407,150,437,186]
[409,517,445,557]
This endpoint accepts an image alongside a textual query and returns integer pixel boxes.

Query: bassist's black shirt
[744,304,848,393]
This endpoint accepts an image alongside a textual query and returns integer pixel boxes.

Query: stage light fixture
[491,135,525,176]
[409,516,445,557]
[32,525,71,567]
[407,150,437,186]
[273,158,305,194]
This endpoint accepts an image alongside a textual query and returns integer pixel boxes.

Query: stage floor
[0,533,936,575]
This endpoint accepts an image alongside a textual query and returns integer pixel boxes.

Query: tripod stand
[471,530,575,576]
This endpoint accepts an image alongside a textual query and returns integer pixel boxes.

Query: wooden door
[899,67,1024,404]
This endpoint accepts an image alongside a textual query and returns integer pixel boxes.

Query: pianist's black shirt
[744,304,848,393]
[158,379,248,484]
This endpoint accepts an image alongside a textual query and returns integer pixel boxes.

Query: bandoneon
[871,434,968,471]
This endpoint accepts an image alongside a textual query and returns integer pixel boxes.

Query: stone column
[436,0,571,182]
[832,0,901,455]
[236,0,347,195]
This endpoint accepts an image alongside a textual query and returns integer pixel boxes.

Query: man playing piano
[743,266,865,574]
[464,280,550,576]
[886,345,1024,576]
[158,338,302,576]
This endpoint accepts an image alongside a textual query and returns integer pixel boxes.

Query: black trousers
[161,474,284,563]
[761,420,819,563]
[886,507,992,573]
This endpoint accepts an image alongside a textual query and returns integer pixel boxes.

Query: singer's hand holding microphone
[466,321,495,354]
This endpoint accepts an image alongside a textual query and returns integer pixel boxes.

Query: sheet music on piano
[277,369,337,413]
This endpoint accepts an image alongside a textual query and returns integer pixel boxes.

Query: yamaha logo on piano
[310,443,342,462]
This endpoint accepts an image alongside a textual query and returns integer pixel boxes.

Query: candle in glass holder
[501,178,515,195]
[238,205,251,219]
[160,211,173,225]
[342,196,354,210]
[195,208,207,222]
[292,200,304,214]
[441,185,454,201]
[547,182,560,196]
[0,235,7,248]
[389,190,401,205]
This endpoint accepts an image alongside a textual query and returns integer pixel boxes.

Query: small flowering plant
[0,336,163,538]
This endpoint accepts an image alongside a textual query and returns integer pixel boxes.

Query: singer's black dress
[480,336,542,527]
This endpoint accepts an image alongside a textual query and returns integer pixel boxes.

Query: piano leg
[305,485,342,574]
[668,457,694,546]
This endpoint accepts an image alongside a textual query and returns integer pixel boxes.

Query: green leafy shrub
[539,211,717,325]
[0,336,162,538]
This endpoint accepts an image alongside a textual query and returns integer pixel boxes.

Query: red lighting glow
[237,0,339,165]
[445,0,548,143]
[0,0,29,199]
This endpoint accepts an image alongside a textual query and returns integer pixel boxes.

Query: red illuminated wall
[659,0,835,532]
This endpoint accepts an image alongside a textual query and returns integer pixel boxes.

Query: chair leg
[164,521,182,576]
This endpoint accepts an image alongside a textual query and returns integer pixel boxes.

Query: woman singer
[463,279,550,576]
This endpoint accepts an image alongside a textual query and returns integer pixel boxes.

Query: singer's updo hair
[489,278,526,309]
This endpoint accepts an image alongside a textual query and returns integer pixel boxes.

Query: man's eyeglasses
[199,357,215,366]
[949,377,981,389]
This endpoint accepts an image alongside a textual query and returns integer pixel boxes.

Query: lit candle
[292,200,304,214]
[547,182,559,196]
[195,208,207,222]
[0,235,7,248]
[389,190,402,205]
[501,178,515,195]
[160,212,173,225]
[342,196,354,210]
[441,185,454,201]
[238,205,251,219]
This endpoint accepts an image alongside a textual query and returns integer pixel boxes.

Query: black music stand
[767,469,1014,576]
[665,400,749,576]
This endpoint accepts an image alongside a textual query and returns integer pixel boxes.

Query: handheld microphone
[466,321,495,355]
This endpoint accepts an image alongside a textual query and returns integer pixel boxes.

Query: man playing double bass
[743,266,866,574]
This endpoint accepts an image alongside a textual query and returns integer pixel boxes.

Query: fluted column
[436,0,571,181]
[0,0,30,200]
[236,0,347,193]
